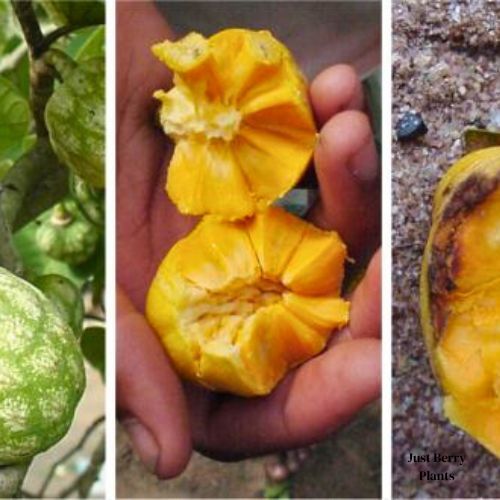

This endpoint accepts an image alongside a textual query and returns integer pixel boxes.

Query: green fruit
[69,174,104,227]
[45,58,105,188]
[0,267,86,466]
[41,0,105,27]
[33,274,84,339]
[36,201,100,266]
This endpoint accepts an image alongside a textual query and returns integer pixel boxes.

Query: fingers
[116,287,191,478]
[310,64,365,126]
[349,249,381,339]
[308,109,380,262]
[117,1,174,122]
[194,338,380,459]
[331,249,381,346]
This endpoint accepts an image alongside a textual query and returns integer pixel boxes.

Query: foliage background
[0,1,105,497]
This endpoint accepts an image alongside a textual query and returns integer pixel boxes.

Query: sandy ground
[392,1,499,497]
[23,364,105,498]
[116,402,380,499]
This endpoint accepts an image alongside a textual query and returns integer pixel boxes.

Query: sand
[392,0,499,497]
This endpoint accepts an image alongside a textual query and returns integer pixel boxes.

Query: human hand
[117,0,381,478]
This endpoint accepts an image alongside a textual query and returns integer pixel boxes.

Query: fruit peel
[0,268,85,465]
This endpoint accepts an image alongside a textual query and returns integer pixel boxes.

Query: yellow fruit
[420,147,500,458]
[146,207,349,396]
[152,29,317,220]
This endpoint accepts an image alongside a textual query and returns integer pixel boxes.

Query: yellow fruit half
[420,147,500,458]
[146,207,349,397]
[152,29,317,220]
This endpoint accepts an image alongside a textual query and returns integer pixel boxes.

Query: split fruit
[147,206,349,397]
[152,28,317,219]
[420,146,500,458]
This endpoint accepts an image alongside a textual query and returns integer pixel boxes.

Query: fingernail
[122,418,159,475]
[348,140,379,183]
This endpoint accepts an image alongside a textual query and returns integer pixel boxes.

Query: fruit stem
[51,202,73,227]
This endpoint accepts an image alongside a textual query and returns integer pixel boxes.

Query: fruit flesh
[152,29,317,219]
[146,207,349,397]
[435,189,500,457]
[422,148,500,458]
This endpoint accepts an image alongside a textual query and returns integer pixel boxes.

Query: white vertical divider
[381,0,393,498]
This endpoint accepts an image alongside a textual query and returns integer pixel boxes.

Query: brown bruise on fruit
[152,29,317,219]
[146,207,349,397]
[428,173,500,337]
[421,147,500,458]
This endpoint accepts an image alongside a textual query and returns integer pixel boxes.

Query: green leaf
[40,0,105,28]
[56,26,101,60]
[463,127,500,153]
[1,49,30,99]
[0,158,13,180]
[0,76,33,162]
[0,0,22,57]
[76,25,105,62]
[81,326,105,379]
[264,480,292,499]
[363,68,381,150]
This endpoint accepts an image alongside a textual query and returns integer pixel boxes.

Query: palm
[117,123,194,308]
[117,1,381,476]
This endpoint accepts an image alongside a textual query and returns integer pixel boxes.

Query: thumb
[117,287,191,478]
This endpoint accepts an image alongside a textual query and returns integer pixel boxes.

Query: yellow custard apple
[152,29,317,219]
[147,206,349,397]
[420,147,500,458]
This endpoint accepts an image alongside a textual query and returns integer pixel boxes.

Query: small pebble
[489,108,500,130]
[265,462,289,482]
[285,456,300,474]
[396,111,428,141]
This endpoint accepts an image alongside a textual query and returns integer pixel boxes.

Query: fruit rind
[0,268,85,465]
[45,57,105,188]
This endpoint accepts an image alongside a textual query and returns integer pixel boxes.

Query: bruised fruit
[420,146,500,458]
[152,29,317,220]
[146,207,349,397]
[0,268,85,465]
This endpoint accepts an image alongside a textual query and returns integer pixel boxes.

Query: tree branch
[11,0,54,137]
[0,463,30,498]
[9,1,44,57]
[36,416,104,498]
[60,436,105,498]
[0,138,68,232]
[0,206,21,274]
[37,26,79,56]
